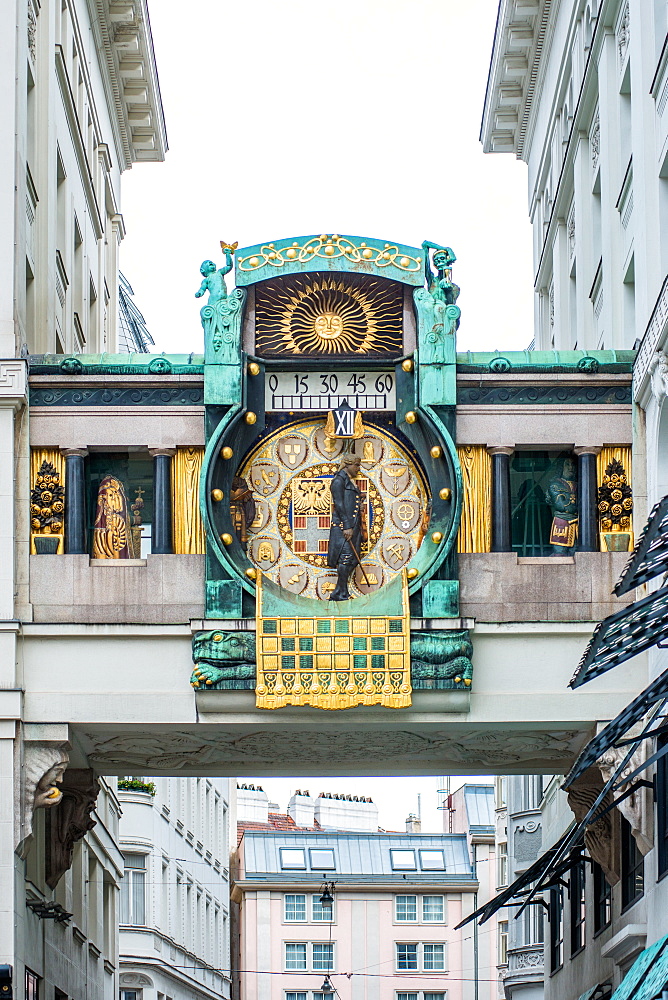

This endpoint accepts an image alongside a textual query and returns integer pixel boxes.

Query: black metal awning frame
[615,495,668,596]
[569,585,668,688]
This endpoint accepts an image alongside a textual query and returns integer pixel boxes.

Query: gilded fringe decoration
[457,446,492,553]
[255,571,412,710]
[597,446,633,551]
[172,447,206,554]
[30,449,65,554]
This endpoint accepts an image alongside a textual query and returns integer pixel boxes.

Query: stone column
[61,448,88,554]
[575,447,601,552]
[149,449,175,554]
[489,447,513,553]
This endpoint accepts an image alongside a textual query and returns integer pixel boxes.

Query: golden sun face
[255,273,403,356]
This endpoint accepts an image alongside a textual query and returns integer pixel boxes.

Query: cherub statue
[195,245,246,360]
[414,240,461,364]
[195,250,234,306]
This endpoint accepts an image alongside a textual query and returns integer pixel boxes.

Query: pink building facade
[232,789,497,1000]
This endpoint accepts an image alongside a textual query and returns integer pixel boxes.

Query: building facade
[118,776,232,1000]
[0,0,165,991]
[481,2,668,998]
[233,788,496,1000]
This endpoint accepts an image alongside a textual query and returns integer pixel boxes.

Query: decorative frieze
[590,112,600,170]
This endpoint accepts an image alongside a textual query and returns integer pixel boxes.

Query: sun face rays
[255,273,403,356]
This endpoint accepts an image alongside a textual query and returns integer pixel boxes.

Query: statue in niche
[326,454,365,601]
[545,455,578,555]
[414,241,461,364]
[230,476,256,547]
[195,246,246,362]
[92,475,131,559]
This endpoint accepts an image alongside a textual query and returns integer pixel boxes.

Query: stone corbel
[650,350,668,403]
[45,768,100,888]
[17,742,70,858]
[598,736,653,856]
[564,766,620,885]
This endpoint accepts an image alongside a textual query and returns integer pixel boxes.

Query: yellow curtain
[457,446,492,553]
[31,448,65,489]
[597,446,633,550]
[172,446,206,554]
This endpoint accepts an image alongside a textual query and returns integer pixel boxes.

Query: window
[285,894,307,922]
[285,943,307,971]
[510,451,574,556]
[310,848,336,871]
[495,776,507,808]
[423,944,445,971]
[498,920,508,965]
[120,853,146,926]
[25,971,39,1000]
[121,993,138,1000]
[569,860,586,955]
[286,994,307,1000]
[397,994,418,1000]
[312,943,334,972]
[396,944,419,970]
[396,895,418,922]
[312,894,334,922]
[657,733,668,879]
[419,850,445,870]
[549,886,564,973]
[422,896,444,922]
[497,843,508,888]
[621,816,644,909]
[423,994,445,1000]
[593,862,611,934]
[391,849,417,870]
[396,944,445,972]
[281,848,306,870]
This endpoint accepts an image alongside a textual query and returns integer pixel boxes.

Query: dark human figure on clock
[327,453,364,601]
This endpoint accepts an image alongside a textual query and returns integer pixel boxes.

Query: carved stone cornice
[0,360,28,409]
[46,768,100,888]
[481,0,552,157]
[85,0,167,169]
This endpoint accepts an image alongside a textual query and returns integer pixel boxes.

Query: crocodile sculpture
[190,629,473,691]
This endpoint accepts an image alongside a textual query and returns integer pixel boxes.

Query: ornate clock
[198,234,464,709]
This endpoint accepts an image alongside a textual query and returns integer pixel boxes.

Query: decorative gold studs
[213,633,223,642]
[431,531,443,544]
[221,446,233,459]
[401,358,414,372]
[245,411,257,425]
[407,567,419,579]
[430,446,442,459]
[405,411,417,424]
[464,678,472,687]
[439,488,452,501]
[248,362,260,375]
[245,567,257,579]
[221,533,233,546]
[211,489,224,502]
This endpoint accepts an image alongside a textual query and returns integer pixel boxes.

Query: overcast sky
[243,775,493,833]
[120,0,534,355]
[120,1,531,812]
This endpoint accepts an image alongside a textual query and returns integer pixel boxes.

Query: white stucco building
[482,2,668,999]
[118,777,232,1000]
[0,0,165,994]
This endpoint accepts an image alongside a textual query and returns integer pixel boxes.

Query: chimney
[288,790,315,828]
[236,783,269,823]
[405,813,421,833]
[315,793,378,831]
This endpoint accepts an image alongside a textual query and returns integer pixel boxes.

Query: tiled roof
[237,812,321,846]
